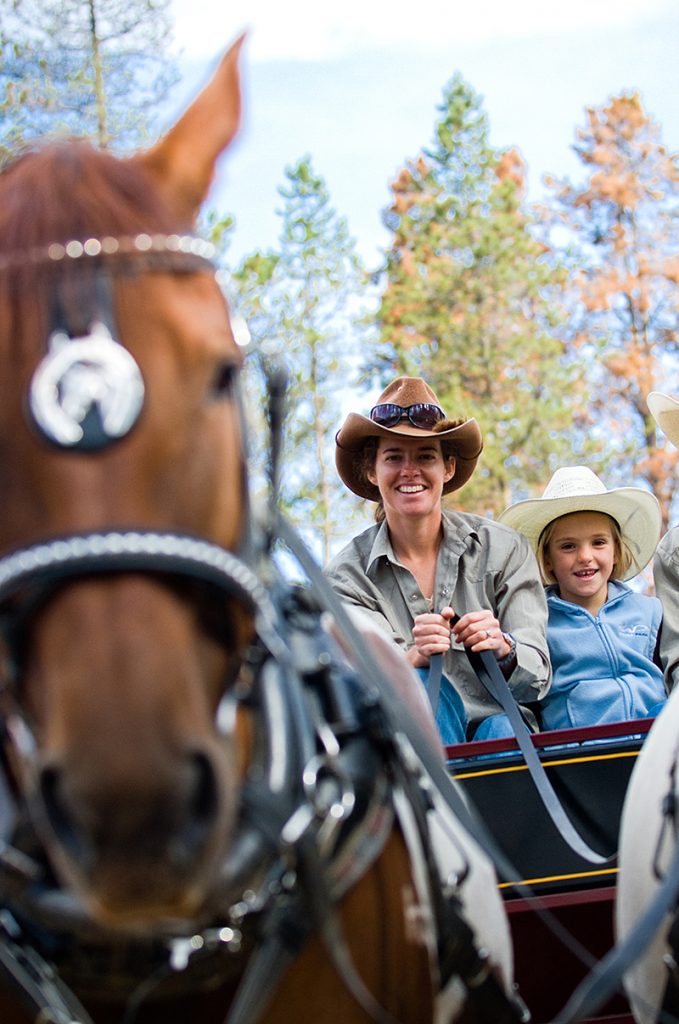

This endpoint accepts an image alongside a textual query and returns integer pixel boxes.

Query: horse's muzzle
[35,743,234,926]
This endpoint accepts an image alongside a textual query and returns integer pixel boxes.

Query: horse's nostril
[37,751,224,879]
[166,751,220,869]
[39,764,91,867]
[40,764,67,832]
[190,750,219,824]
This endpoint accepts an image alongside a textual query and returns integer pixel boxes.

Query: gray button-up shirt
[325,509,551,730]
[653,526,679,690]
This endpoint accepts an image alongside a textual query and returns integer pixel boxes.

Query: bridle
[0,232,217,275]
[0,231,284,1021]
[0,228,266,831]
[0,234,527,1024]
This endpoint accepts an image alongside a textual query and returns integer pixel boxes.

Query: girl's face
[544,510,618,612]
[368,436,455,522]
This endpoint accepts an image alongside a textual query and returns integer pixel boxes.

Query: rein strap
[456,627,613,866]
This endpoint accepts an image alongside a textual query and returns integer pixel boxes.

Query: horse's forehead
[109,259,235,358]
[0,144,234,362]
[0,146,177,267]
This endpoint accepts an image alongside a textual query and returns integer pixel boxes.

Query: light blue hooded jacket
[540,580,667,731]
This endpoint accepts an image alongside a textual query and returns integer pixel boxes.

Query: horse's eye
[211,361,238,398]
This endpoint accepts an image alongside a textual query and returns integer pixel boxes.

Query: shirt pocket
[566,682,627,729]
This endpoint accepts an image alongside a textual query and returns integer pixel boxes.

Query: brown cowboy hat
[335,376,483,501]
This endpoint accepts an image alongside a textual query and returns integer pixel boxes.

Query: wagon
[446,717,656,1023]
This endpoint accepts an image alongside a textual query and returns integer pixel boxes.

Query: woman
[325,376,551,744]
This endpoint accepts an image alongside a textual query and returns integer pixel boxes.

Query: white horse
[617,685,679,1022]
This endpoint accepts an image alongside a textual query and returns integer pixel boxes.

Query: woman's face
[367,436,455,521]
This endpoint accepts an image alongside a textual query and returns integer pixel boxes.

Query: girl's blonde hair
[536,511,635,585]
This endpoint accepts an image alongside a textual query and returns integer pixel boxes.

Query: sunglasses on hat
[370,402,446,430]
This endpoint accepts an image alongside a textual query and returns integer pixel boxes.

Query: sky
[165,0,679,269]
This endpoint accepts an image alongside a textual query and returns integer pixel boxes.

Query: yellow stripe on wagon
[498,866,619,889]
[452,748,640,782]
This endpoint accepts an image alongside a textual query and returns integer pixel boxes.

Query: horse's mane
[0,140,175,257]
[0,140,178,362]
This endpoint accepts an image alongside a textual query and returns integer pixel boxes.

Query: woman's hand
[408,611,453,667]
[447,607,513,661]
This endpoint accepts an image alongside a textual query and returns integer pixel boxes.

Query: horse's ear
[136,34,246,226]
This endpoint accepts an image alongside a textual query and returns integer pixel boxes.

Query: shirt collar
[440,508,479,556]
[366,519,395,577]
[546,577,630,608]
[365,508,479,577]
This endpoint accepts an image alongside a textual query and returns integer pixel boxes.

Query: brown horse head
[0,38,256,927]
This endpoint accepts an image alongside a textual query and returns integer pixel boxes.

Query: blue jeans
[415,667,514,744]
[472,712,514,741]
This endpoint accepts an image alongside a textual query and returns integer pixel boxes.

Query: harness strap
[222,901,305,1024]
[0,909,93,1024]
[457,629,613,865]
[426,653,442,714]
[224,891,402,1024]
[296,829,402,1024]
[226,798,402,1024]
[552,835,679,1023]
[437,896,529,1023]
[223,601,405,1024]
[0,531,268,614]
[658,911,679,1023]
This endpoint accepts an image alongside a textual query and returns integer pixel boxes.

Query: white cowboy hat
[648,391,679,449]
[498,465,661,580]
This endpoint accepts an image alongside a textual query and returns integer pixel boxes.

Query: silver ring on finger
[484,629,491,639]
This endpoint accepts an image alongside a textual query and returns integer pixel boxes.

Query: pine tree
[539,93,679,527]
[377,74,588,516]
[231,157,374,563]
[1,0,177,157]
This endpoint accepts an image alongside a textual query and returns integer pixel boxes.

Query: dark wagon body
[446,719,655,1023]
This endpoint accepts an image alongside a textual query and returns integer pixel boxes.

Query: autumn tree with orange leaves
[376,74,588,517]
[540,93,679,529]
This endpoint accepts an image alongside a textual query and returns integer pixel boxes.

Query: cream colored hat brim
[648,391,679,449]
[498,486,661,580]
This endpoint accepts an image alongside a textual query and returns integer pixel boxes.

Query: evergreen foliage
[0,0,177,158]
[377,74,590,516]
[231,156,375,562]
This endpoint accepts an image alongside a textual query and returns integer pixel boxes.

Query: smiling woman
[325,375,551,744]
[367,435,455,527]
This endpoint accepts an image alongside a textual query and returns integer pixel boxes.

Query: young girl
[499,466,667,731]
